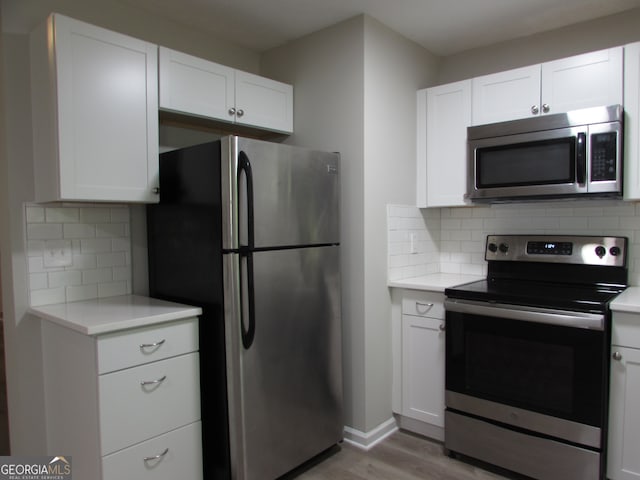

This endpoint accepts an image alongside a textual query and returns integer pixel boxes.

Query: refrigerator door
[221,136,340,251]
[223,245,343,480]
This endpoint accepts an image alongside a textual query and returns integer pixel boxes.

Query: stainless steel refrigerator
[147,135,343,480]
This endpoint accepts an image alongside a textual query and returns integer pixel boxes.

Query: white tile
[66,284,98,303]
[46,207,79,223]
[27,240,45,257]
[25,206,45,223]
[97,252,126,268]
[98,282,129,298]
[63,223,96,239]
[48,271,82,288]
[30,287,66,307]
[95,223,125,238]
[81,238,112,254]
[27,223,63,240]
[71,253,97,269]
[82,268,113,285]
[110,207,130,223]
[29,273,48,291]
[112,266,131,282]
[80,207,111,224]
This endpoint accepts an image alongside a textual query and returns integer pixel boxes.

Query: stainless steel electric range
[444,234,628,480]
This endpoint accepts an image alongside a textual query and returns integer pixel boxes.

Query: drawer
[102,421,203,480]
[97,318,198,374]
[402,292,445,319]
[99,352,201,455]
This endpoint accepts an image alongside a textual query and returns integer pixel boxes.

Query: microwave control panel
[591,132,617,182]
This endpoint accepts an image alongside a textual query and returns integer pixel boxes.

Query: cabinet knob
[439,323,445,331]
[613,351,623,361]
[542,103,550,113]
[152,187,160,195]
[237,109,245,117]
[228,107,236,116]
[531,105,540,115]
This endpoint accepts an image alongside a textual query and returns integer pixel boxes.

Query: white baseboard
[342,417,398,450]
[395,413,444,442]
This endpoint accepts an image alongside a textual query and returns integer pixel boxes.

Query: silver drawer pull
[143,448,169,463]
[415,302,434,314]
[139,339,166,351]
[140,375,167,387]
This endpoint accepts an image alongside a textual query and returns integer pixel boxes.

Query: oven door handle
[444,298,605,331]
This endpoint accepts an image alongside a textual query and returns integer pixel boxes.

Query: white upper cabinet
[624,42,640,201]
[159,47,293,133]
[472,47,623,125]
[159,47,235,122]
[30,14,160,203]
[417,80,471,208]
[472,65,541,125]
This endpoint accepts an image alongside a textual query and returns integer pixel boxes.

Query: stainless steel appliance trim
[483,234,627,267]
[444,298,605,330]
[221,135,239,251]
[468,104,622,140]
[445,411,600,480]
[445,391,601,448]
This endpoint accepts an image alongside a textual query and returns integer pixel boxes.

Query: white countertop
[29,295,202,335]
[611,287,640,313]
[388,273,485,293]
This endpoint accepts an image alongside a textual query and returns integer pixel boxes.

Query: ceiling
[119,0,640,56]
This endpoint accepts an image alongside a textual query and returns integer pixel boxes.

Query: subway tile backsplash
[25,204,132,307]
[388,200,640,286]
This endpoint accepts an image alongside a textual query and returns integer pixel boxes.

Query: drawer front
[612,312,640,348]
[402,292,445,319]
[99,353,201,455]
[97,318,198,374]
[102,421,203,480]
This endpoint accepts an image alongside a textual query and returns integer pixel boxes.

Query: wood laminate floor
[285,430,516,480]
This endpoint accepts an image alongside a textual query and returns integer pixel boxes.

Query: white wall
[261,15,439,436]
[438,7,640,84]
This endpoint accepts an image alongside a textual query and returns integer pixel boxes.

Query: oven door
[445,298,609,446]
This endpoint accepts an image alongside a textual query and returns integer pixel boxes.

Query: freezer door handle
[238,151,256,349]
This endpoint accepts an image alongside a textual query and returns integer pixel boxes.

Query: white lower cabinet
[41,317,202,480]
[393,290,446,440]
[608,311,640,480]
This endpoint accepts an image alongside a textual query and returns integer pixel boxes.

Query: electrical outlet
[410,233,417,254]
[43,240,72,268]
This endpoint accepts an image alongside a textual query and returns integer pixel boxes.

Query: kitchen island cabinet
[159,47,293,133]
[30,295,203,480]
[608,290,640,480]
[472,47,623,125]
[30,14,160,203]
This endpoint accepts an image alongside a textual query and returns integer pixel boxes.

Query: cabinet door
[158,47,235,123]
[624,43,640,200]
[417,80,471,208]
[608,345,640,480]
[471,65,541,125]
[235,70,293,133]
[31,14,159,203]
[541,47,622,115]
[401,314,445,427]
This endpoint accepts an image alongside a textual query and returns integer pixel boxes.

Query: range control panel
[485,234,627,267]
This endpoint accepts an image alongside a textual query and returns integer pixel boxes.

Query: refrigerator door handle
[238,151,256,349]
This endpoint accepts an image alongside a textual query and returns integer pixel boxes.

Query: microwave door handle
[576,132,587,185]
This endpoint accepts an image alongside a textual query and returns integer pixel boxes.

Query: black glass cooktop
[445,277,626,313]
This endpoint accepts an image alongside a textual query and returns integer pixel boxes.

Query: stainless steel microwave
[467,104,623,202]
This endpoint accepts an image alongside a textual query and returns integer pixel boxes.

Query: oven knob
[488,242,498,253]
[595,245,606,258]
[610,246,621,256]
[499,243,509,253]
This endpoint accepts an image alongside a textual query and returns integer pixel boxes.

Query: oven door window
[446,312,606,427]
